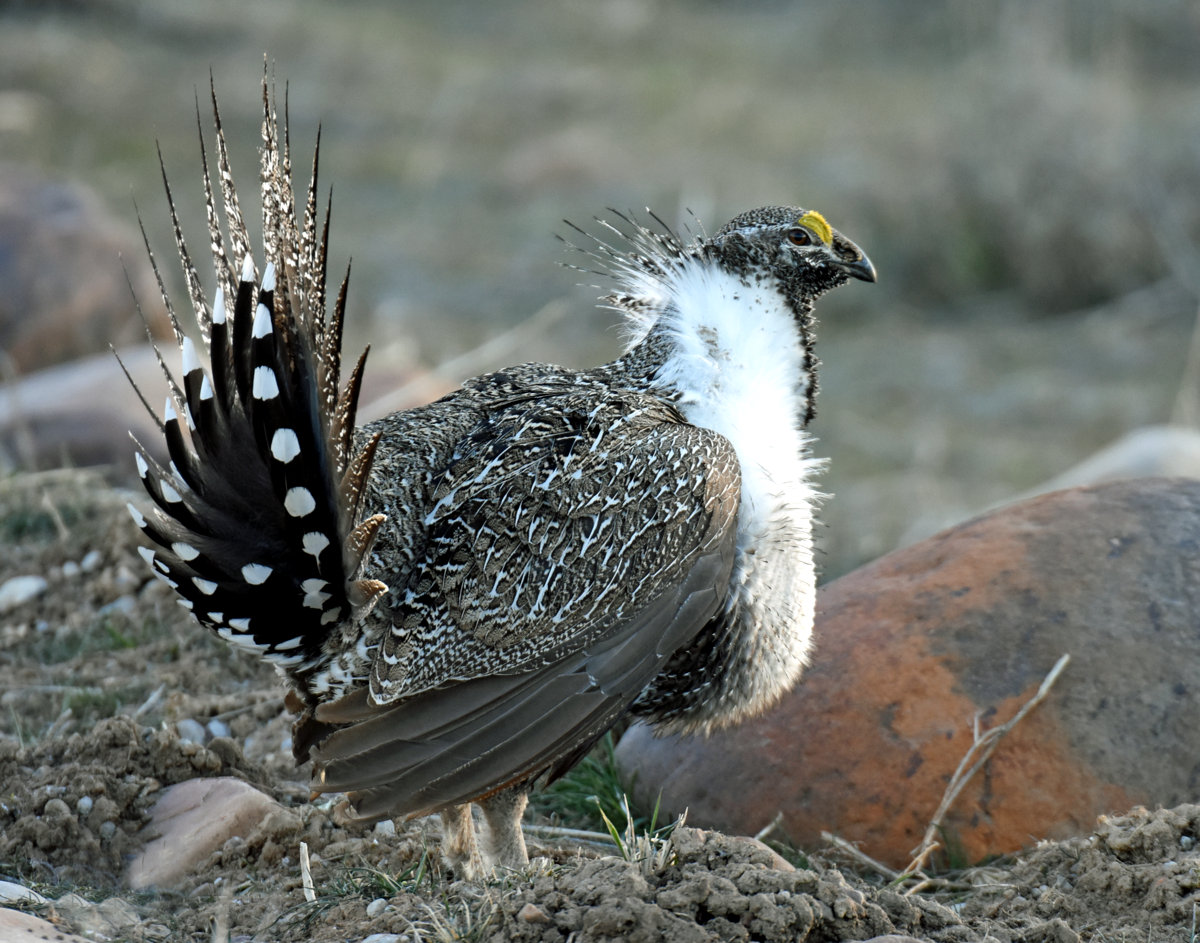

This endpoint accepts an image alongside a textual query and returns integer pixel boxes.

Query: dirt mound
[958,804,1200,941]
[0,717,260,886]
[1,472,1197,942]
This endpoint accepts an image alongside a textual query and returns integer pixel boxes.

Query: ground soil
[1,471,1196,942]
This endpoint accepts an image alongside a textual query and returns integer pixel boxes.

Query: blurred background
[2,0,1199,579]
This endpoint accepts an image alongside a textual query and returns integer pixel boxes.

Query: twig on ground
[300,841,316,903]
[821,831,902,881]
[900,653,1071,891]
[44,707,73,741]
[523,824,618,847]
[39,489,70,541]
[755,812,785,843]
[210,884,231,943]
[209,691,281,723]
[133,683,166,719]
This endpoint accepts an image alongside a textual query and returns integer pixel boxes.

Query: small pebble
[366,898,388,917]
[206,717,231,739]
[99,821,117,840]
[42,798,70,819]
[0,575,49,613]
[176,718,207,744]
[1181,835,1195,851]
[99,594,137,617]
[518,902,551,924]
[373,819,396,837]
[80,549,102,571]
[61,561,80,578]
[76,795,94,816]
[360,935,402,943]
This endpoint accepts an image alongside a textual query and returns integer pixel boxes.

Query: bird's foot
[479,787,530,872]
[439,804,486,881]
[438,789,531,881]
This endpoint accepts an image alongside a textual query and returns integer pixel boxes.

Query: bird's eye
[787,228,812,247]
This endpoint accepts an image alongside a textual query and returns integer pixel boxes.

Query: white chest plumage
[644,261,821,724]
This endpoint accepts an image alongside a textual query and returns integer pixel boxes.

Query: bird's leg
[439,804,485,880]
[478,787,529,872]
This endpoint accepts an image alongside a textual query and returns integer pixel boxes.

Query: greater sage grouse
[128,81,875,878]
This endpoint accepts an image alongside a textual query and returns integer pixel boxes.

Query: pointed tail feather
[126,76,386,682]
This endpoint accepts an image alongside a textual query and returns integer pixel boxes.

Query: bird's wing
[304,388,741,815]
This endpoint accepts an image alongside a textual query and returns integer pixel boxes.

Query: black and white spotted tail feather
[125,78,387,678]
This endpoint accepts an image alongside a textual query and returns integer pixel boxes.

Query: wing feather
[299,388,741,817]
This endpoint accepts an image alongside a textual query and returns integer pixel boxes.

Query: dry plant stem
[210,885,232,943]
[821,831,902,881]
[900,653,1071,890]
[40,489,70,541]
[755,811,785,843]
[299,841,316,903]
[368,298,570,415]
[133,683,166,719]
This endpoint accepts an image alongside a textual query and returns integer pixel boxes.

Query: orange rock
[617,478,1200,867]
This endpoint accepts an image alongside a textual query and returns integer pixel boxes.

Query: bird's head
[706,205,876,313]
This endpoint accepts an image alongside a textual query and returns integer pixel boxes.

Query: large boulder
[0,167,164,374]
[616,478,1200,867]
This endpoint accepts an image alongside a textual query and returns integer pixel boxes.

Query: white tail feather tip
[252,365,280,400]
[181,337,200,375]
[284,487,317,518]
[126,503,147,528]
[252,302,272,339]
[241,563,273,585]
[270,428,302,463]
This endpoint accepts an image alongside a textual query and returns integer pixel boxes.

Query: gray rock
[175,719,207,745]
[365,898,388,917]
[0,575,48,613]
[0,879,47,904]
[205,717,231,740]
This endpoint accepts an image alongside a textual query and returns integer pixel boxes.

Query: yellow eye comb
[796,210,832,246]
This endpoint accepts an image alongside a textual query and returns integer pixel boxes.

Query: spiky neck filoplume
[594,204,874,423]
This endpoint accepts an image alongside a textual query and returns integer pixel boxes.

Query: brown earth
[0,470,1196,942]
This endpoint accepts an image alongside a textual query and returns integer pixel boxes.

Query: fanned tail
[126,72,387,682]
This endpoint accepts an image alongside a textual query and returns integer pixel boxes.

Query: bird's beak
[837,253,877,283]
[831,234,877,283]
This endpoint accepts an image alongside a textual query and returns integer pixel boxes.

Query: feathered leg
[439,804,484,880]
[479,787,529,872]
